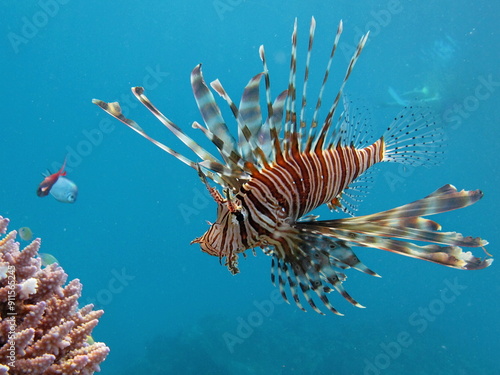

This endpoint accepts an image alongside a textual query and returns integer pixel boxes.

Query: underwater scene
[1,0,499,374]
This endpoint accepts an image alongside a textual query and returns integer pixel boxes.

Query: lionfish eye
[234,211,244,222]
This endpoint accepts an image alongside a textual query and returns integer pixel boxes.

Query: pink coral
[0,216,109,374]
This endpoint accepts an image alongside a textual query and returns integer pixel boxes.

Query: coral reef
[0,216,109,374]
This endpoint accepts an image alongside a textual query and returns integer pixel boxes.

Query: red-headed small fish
[36,157,78,203]
[36,157,67,197]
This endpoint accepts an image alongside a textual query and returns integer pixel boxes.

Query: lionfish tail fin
[382,104,446,167]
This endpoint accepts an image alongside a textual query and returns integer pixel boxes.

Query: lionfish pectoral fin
[92,98,201,171]
[92,100,143,132]
[94,90,240,190]
[269,232,377,315]
[278,184,491,314]
[191,65,244,169]
[301,185,492,271]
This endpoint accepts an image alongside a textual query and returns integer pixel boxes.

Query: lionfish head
[191,197,246,275]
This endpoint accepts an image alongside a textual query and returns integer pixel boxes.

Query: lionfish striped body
[93,18,492,314]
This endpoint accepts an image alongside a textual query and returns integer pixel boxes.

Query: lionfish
[93,18,492,315]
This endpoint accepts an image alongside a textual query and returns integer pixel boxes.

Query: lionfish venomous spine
[93,17,492,315]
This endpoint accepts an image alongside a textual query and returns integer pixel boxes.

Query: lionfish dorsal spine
[258,46,284,161]
[258,45,288,165]
[314,31,370,153]
[305,20,343,153]
[282,18,298,156]
[299,16,316,131]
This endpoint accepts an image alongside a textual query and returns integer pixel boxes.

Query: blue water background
[1,0,499,374]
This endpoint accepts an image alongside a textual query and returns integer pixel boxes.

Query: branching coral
[0,216,109,374]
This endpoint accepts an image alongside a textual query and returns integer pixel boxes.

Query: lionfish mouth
[93,17,492,315]
[191,232,241,275]
[190,235,215,255]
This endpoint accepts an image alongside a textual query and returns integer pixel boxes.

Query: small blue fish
[50,176,78,203]
[37,156,78,203]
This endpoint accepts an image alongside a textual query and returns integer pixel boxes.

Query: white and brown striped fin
[130,87,234,171]
[271,256,293,305]
[210,74,269,167]
[258,46,286,164]
[190,65,242,167]
[346,184,482,223]
[236,74,265,159]
[326,239,380,276]
[261,90,288,160]
[91,99,199,169]
[275,184,491,314]
[297,184,492,271]
[282,18,299,155]
[306,20,343,152]
[312,29,369,152]
[298,17,316,133]
[271,233,373,315]
[91,98,239,190]
[282,18,371,156]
